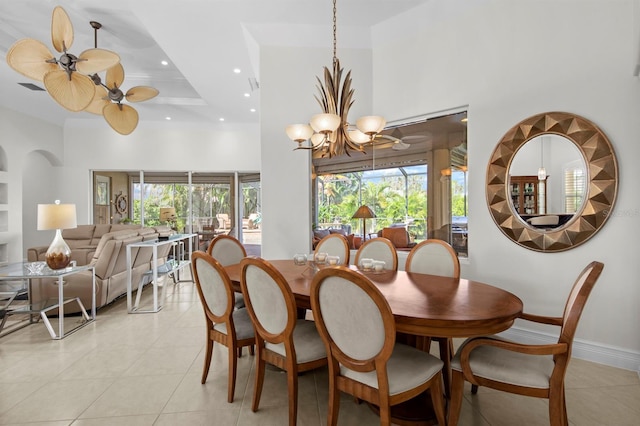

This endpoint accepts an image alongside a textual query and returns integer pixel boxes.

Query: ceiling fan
[85,22,159,135]
[5,6,120,112]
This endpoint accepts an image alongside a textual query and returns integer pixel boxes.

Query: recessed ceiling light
[244,93,250,98]
[233,68,241,74]
[250,108,256,113]
[165,116,171,120]
[161,60,169,66]
[219,118,225,122]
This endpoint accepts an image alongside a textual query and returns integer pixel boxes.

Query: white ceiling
[0,0,428,130]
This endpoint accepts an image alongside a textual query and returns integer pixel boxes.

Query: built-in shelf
[0,183,7,204]
[0,211,7,232]
[0,146,6,172]
[0,243,7,265]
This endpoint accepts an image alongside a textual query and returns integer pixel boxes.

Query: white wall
[62,122,261,226]
[259,46,374,259]
[0,106,64,262]
[371,0,640,370]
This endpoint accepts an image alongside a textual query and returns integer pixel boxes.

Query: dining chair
[191,251,255,403]
[207,234,247,309]
[405,238,460,396]
[310,266,446,426]
[240,257,328,426]
[354,237,398,271]
[314,233,350,265]
[448,261,605,426]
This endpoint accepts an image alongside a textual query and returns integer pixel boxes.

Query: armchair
[448,261,605,426]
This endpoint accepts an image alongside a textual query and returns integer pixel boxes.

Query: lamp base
[45,229,72,270]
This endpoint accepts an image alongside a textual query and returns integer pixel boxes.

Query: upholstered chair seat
[265,320,327,363]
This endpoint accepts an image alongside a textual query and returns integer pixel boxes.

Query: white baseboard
[498,326,640,375]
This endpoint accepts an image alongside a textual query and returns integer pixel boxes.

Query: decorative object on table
[159,207,177,230]
[326,255,340,266]
[37,200,78,270]
[314,252,328,265]
[85,22,159,135]
[293,253,308,266]
[352,204,375,241]
[359,258,373,271]
[5,6,120,112]
[354,237,398,271]
[285,0,386,157]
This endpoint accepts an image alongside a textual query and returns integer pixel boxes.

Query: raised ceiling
[0,0,429,130]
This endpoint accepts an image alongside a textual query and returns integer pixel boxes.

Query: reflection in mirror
[486,111,618,252]
[509,134,587,229]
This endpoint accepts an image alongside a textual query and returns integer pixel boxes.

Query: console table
[126,233,196,313]
[0,262,96,339]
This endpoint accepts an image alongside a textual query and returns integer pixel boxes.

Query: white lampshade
[37,201,77,230]
[356,115,386,136]
[285,124,314,142]
[310,113,341,134]
[348,129,370,144]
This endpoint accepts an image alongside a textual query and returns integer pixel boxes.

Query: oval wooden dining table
[224,259,523,425]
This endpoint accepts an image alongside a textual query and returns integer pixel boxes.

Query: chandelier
[285,0,386,158]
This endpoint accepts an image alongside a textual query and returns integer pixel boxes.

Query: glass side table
[0,262,96,339]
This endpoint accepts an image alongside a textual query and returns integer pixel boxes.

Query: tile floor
[0,273,638,426]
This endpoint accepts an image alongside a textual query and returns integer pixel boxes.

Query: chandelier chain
[332,0,337,66]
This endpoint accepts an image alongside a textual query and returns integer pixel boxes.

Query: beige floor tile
[122,345,201,377]
[565,357,640,388]
[0,378,113,424]
[79,374,183,419]
[56,348,147,380]
[70,414,157,425]
[0,381,46,415]
[156,409,241,426]
[566,385,640,425]
[236,402,321,426]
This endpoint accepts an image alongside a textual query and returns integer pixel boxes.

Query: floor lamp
[352,205,375,241]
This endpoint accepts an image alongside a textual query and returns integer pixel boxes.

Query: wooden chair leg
[328,376,341,426]
[287,364,299,426]
[252,352,266,412]
[201,333,214,384]
[448,370,465,426]
[228,345,237,403]
[429,374,447,426]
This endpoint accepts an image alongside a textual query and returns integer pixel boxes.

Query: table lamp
[352,205,375,241]
[160,207,177,229]
[37,200,77,270]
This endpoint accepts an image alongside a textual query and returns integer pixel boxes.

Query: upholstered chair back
[207,235,247,266]
[241,258,294,339]
[405,239,460,278]
[354,237,398,271]
[192,252,232,319]
[314,233,350,265]
[312,268,391,363]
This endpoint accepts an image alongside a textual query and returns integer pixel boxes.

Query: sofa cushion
[62,225,95,248]
[92,229,141,261]
[314,229,331,240]
[91,224,113,245]
[329,228,347,236]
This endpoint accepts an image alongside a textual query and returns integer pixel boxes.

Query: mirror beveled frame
[487,111,618,252]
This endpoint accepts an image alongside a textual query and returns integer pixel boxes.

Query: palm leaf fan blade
[6,39,58,81]
[126,86,159,103]
[51,6,73,53]
[103,103,138,135]
[76,49,120,75]
[43,70,95,112]
[85,85,109,115]
[105,63,125,89]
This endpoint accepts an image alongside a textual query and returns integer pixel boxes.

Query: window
[312,110,468,256]
[564,166,586,213]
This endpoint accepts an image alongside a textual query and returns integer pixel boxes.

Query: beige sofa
[27,224,144,266]
[28,224,175,313]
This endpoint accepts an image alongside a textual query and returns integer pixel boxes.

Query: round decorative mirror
[487,111,618,252]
